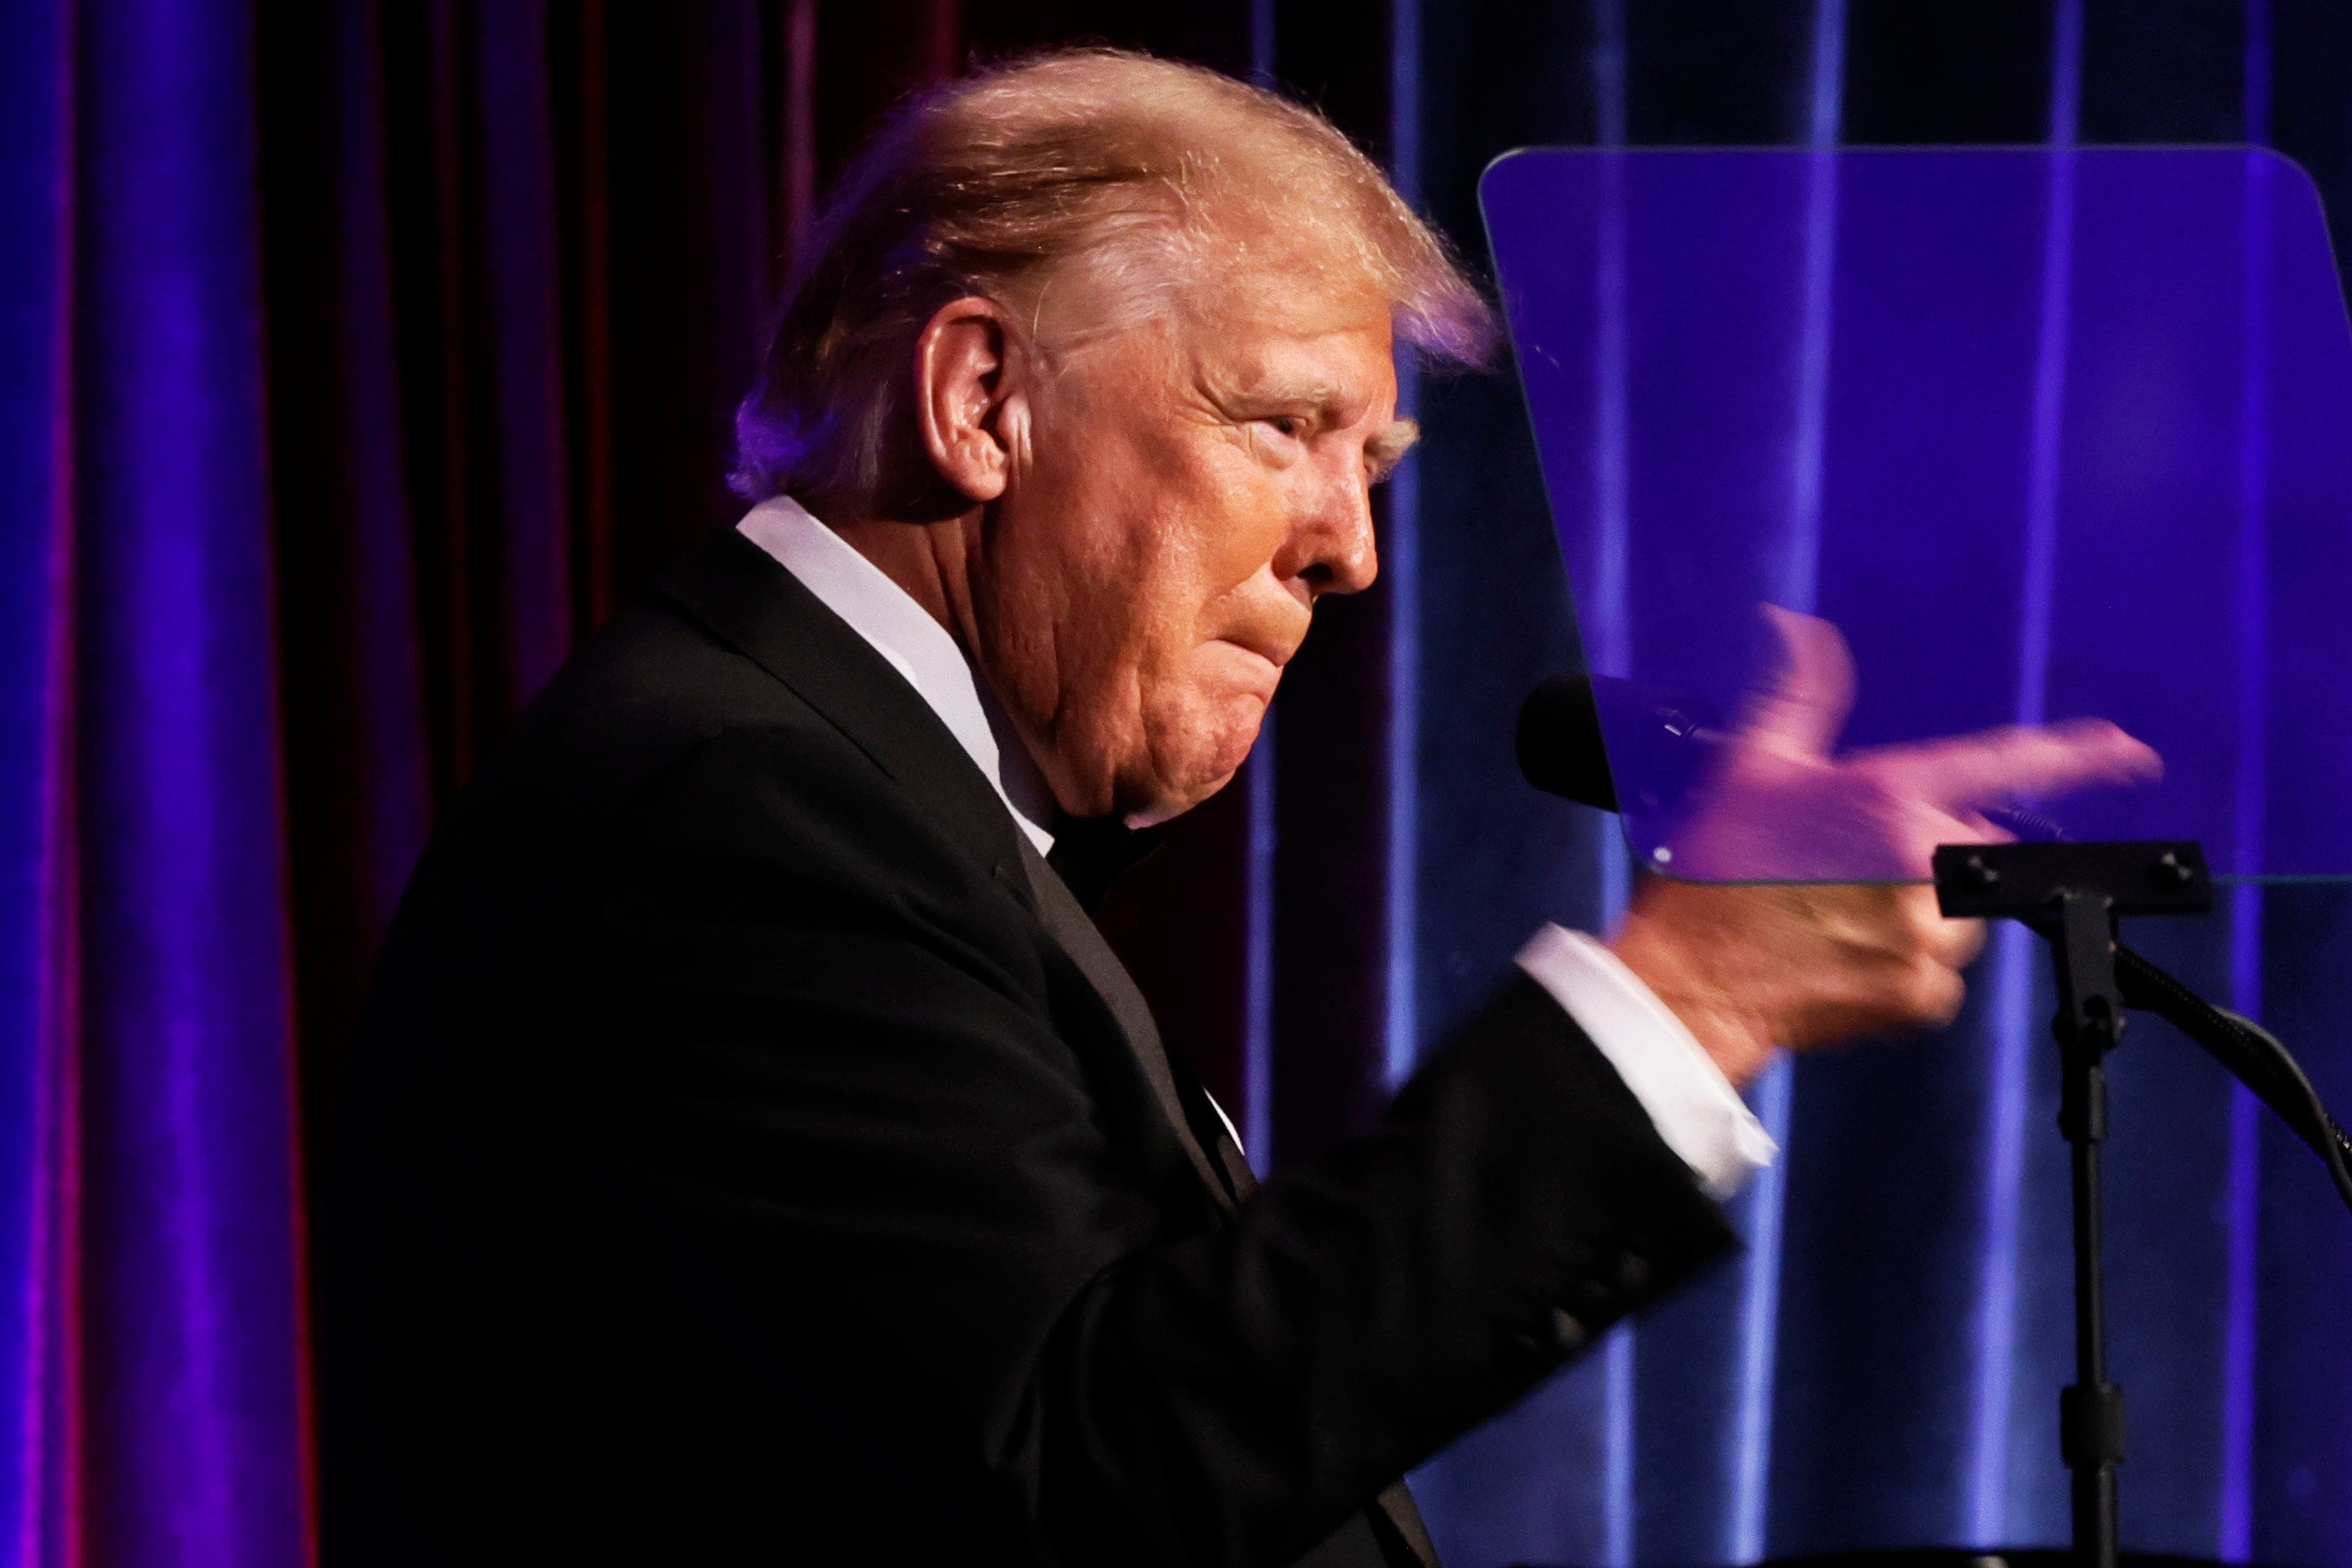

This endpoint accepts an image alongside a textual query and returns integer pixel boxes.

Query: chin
[1120,702,1266,823]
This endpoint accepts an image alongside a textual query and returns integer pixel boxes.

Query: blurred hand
[1607,606,2161,1087]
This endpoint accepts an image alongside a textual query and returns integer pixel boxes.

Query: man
[317,49,2155,1568]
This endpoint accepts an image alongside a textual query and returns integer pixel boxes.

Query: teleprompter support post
[1934,841,2213,1568]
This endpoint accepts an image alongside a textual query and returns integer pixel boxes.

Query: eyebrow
[1365,417,1420,484]
[1218,373,1420,481]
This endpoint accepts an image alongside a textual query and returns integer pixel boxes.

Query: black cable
[2217,1005,2352,1217]
[2115,943,2352,1218]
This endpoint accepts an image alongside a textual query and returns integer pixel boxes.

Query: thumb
[1729,603,1856,760]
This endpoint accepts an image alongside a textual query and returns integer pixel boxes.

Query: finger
[1902,954,1969,1032]
[1952,809,2016,844]
[1729,604,1857,760]
[1861,719,2162,812]
[1882,883,1979,967]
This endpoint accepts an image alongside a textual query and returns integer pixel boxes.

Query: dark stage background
[4,2,2352,1565]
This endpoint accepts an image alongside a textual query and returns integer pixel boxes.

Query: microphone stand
[1933,839,2352,1568]
[1932,841,2207,1568]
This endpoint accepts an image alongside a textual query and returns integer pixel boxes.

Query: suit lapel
[655,527,1236,1215]
[1015,837,1238,1216]
[1022,852,1439,1567]
[655,526,1033,893]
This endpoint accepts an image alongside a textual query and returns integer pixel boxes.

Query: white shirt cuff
[1514,923,1778,1201]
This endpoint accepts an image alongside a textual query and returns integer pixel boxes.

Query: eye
[1261,414,1306,441]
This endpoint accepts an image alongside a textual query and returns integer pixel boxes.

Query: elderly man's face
[970,265,1414,824]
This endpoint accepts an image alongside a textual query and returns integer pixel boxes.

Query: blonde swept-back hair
[730,47,1498,515]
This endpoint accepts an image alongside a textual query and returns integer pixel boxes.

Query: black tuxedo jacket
[317,527,1737,1568]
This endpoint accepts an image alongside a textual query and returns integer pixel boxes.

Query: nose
[1282,469,1379,600]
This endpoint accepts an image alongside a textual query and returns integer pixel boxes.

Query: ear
[914,297,1020,504]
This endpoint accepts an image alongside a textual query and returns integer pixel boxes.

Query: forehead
[1165,264,1397,400]
[1188,231,1392,336]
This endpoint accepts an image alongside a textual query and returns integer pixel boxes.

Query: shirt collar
[736,496,1057,854]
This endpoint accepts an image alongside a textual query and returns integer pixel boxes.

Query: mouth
[1227,637,1292,672]
[1217,637,1295,696]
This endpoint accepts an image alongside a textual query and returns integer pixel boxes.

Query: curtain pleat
[1,2,78,1563]
[68,0,310,1564]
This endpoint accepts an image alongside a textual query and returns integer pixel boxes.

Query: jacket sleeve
[586,723,1740,1567]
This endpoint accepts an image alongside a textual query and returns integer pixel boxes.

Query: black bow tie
[1044,815,1162,913]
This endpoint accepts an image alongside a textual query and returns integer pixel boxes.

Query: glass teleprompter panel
[1483,145,2352,883]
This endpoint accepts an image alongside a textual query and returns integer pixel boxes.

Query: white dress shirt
[735,496,1774,1199]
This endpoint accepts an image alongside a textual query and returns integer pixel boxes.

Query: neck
[826,510,978,648]
[827,507,1076,825]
